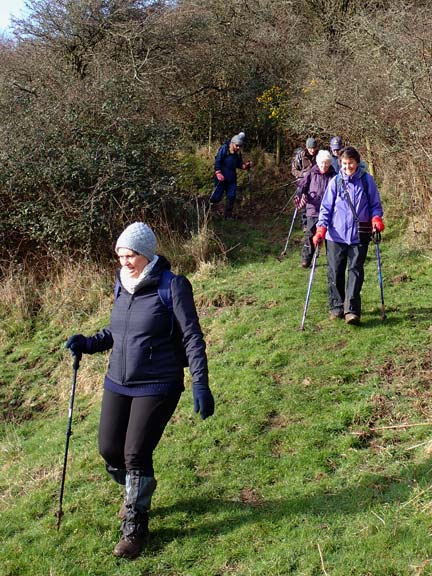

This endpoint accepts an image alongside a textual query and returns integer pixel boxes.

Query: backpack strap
[336,171,370,215]
[361,172,369,204]
[114,277,121,300]
[157,269,175,311]
[114,269,176,309]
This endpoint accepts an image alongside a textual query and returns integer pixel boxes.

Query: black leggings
[98,389,181,477]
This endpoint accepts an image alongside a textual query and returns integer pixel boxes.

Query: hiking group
[208,129,385,326]
[62,132,384,559]
[291,138,385,326]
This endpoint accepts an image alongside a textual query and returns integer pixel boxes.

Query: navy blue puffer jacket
[214,140,243,183]
[85,256,208,392]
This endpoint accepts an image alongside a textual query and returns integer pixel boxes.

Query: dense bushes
[0,0,431,261]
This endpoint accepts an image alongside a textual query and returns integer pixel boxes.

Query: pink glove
[312,226,327,247]
[372,216,384,233]
[215,170,224,182]
[294,194,306,209]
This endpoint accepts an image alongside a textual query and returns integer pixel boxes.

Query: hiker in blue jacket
[66,222,214,559]
[312,147,384,325]
[210,131,251,219]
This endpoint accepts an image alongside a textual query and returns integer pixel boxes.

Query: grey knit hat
[115,222,157,261]
[306,137,317,148]
[231,131,246,146]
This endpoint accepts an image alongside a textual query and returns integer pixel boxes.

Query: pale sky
[0,0,27,31]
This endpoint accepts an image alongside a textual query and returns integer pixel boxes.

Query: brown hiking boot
[329,310,344,320]
[345,313,360,325]
[113,533,148,559]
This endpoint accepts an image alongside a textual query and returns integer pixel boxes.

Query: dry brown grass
[39,259,114,326]
[0,258,114,326]
[0,264,40,323]
[158,200,226,274]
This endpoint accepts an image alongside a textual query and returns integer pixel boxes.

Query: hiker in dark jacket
[210,131,252,219]
[291,137,319,180]
[291,137,319,229]
[329,135,343,173]
[312,147,384,325]
[294,150,335,268]
[66,222,214,559]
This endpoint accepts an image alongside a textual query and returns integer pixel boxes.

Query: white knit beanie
[231,131,246,146]
[115,222,157,261]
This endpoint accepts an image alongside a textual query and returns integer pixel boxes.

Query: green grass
[1,217,432,575]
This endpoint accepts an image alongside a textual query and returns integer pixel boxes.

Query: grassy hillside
[1,213,432,576]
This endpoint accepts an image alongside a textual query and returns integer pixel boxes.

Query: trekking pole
[56,353,80,530]
[277,207,298,261]
[372,228,386,321]
[300,245,320,331]
[276,189,301,219]
[270,176,303,197]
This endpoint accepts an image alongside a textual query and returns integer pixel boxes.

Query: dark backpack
[291,147,303,172]
[114,269,188,366]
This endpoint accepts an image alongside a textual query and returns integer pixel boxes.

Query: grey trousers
[301,216,318,265]
[326,239,369,317]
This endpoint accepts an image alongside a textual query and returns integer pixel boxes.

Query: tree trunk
[208,111,213,154]
[365,137,374,177]
[276,130,281,166]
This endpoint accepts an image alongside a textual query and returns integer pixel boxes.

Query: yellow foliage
[257,85,290,124]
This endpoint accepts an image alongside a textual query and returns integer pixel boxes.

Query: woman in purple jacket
[312,147,385,325]
[294,149,335,268]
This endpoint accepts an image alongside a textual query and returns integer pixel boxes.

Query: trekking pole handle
[72,354,81,371]
[372,227,381,244]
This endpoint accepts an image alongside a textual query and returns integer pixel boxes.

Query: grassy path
[1,219,432,575]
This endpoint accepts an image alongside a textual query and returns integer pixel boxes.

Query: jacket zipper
[121,294,134,384]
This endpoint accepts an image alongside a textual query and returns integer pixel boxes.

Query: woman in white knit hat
[66,222,214,559]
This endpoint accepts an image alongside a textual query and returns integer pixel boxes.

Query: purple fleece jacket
[317,168,383,245]
[296,164,336,217]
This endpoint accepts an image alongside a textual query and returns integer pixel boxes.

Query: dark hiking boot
[345,313,360,325]
[113,530,149,559]
[114,472,156,560]
[224,199,235,220]
[301,260,310,268]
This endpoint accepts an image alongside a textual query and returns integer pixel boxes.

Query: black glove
[193,384,215,420]
[65,334,89,359]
